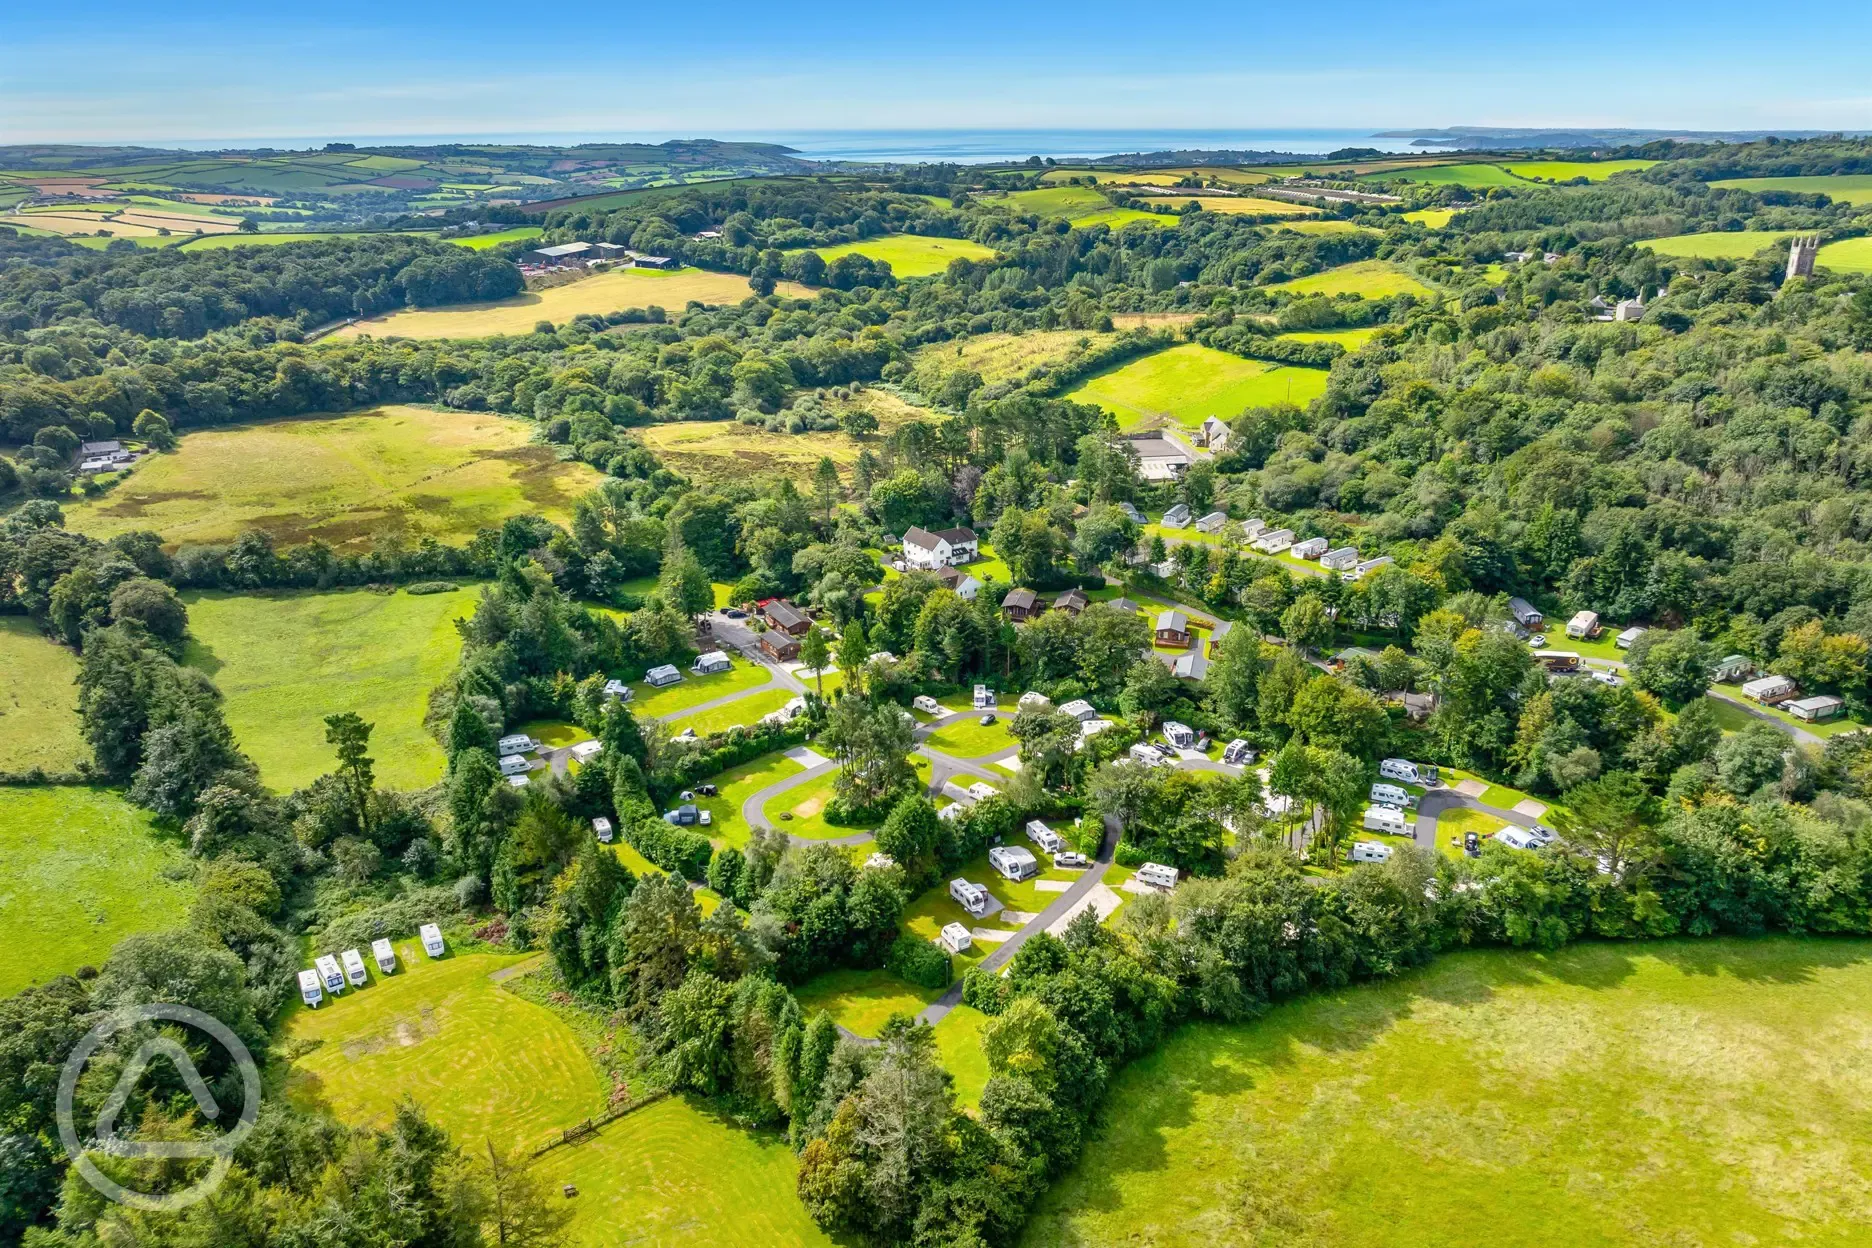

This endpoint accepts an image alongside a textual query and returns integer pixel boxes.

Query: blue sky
[5,0,1872,145]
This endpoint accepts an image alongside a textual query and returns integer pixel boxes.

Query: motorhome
[297,969,324,1008]
[1136,862,1179,890]
[371,938,397,975]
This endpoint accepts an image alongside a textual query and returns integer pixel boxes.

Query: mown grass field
[1818,236,1872,274]
[64,406,602,550]
[0,618,87,772]
[0,787,194,995]
[183,585,480,792]
[286,946,605,1152]
[684,750,804,850]
[1275,219,1381,236]
[1265,259,1436,299]
[665,687,793,738]
[1401,207,1457,228]
[794,967,941,1036]
[1064,343,1331,430]
[1637,230,1798,260]
[1709,173,1872,204]
[811,234,999,277]
[763,770,885,841]
[1503,159,1658,181]
[1279,326,1382,350]
[1023,938,1872,1248]
[1176,194,1318,216]
[933,1005,992,1109]
[1367,162,1531,188]
[630,662,772,719]
[452,226,544,249]
[331,267,802,339]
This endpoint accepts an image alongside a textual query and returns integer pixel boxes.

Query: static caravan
[1615,627,1646,650]
[341,948,368,988]
[419,923,446,959]
[1566,610,1601,640]
[1018,691,1051,712]
[371,938,397,975]
[496,733,535,756]
[1507,597,1544,629]
[1346,556,1393,581]
[950,878,990,917]
[1349,841,1393,864]
[1378,758,1422,785]
[989,844,1040,882]
[1291,536,1330,560]
[315,954,346,996]
[297,969,324,1009]
[1494,827,1540,850]
[1253,528,1296,554]
[1742,675,1798,705]
[1025,820,1065,854]
[1194,511,1228,534]
[939,923,974,954]
[1362,805,1412,836]
[1136,862,1180,891]
[1788,694,1845,722]
[1714,654,1754,682]
[1241,518,1268,540]
[1321,546,1360,571]
[1369,783,1412,809]
[498,754,530,777]
[1161,503,1193,528]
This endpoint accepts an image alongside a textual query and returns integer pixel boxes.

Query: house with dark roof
[1052,588,1090,616]
[1002,588,1040,623]
[760,599,811,635]
[933,565,982,600]
[1154,609,1191,648]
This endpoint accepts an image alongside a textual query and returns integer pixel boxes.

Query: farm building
[1002,588,1040,622]
[1052,588,1089,616]
[902,525,979,569]
[939,923,973,954]
[1161,503,1193,528]
[1125,435,1193,482]
[1508,598,1544,629]
[759,599,811,635]
[1321,546,1359,571]
[1787,695,1844,722]
[1253,528,1295,553]
[524,241,593,266]
[1291,536,1330,559]
[645,664,682,687]
[988,844,1039,881]
[1155,609,1192,648]
[692,650,732,674]
[933,565,981,599]
[1566,610,1601,639]
[1741,675,1798,705]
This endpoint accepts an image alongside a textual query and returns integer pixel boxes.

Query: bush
[625,816,713,880]
[960,965,1010,1014]
[404,581,459,595]
[885,933,952,990]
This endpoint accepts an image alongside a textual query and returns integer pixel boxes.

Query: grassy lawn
[1709,173,1872,205]
[1817,236,1872,274]
[666,687,793,737]
[183,585,480,791]
[983,186,1169,232]
[1638,230,1798,260]
[1280,325,1382,350]
[533,1096,835,1247]
[1402,207,1457,228]
[762,770,881,841]
[286,944,607,1153]
[1064,343,1330,431]
[0,618,87,772]
[1503,159,1658,182]
[923,711,1018,759]
[1025,937,1872,1248]
[330,267,807,340]
[64,405,601,551]
[1711,684,1867,737]
[1264,259,1437,299]
[687,749,805,850]
[451,226,544,249]
[1431,805,1507,858]
[0,787,194,996]
[810,234,998,278]
[794,967,942,1037]
[934,1005,993,1110]
[630,662,772,718]
[514,719,591,749]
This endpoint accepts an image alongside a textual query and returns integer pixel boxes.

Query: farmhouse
[1154,609,1192,648]
[1052,588,1089,616]
[1566,610,1601,640]
[1194,511,1228,534]
[1321,546,1359,571]
[1291,536,1329,559]
[692,650,732,674]
[1508,597,1544,629]
[645,664,683,687]
[1161,503,1193,528]
[1126,435,1194,481]
[1788,694,1845,722]
[902,525,979,569]
[1198,415,1231,452]
[1002,588,1040,623]
[1742,674,1798,705]
[759,598,812,635]
[933,565,981,599]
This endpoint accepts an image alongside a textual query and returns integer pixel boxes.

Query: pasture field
[629,662,772,718]
[1503,159,1658,181]
[1023,938,1872,1248]
[1401,207,1458,228]
[1818,236,1872,274]
[182,585,480,792]
[286,946,607,1153]
[1173,194,1318,216]
[332,267,799,339]
[1265,259,1436,298]
[452,226,544,249]
[1280,325,1382,350]
[1367,162,1529,188]
[1637,230,1798,260]
[1709,173,1872,204]
[984,186,1172,231]
[636,416,885,482]
[0,787,194,996]
[811,234,998,278]
[10,211,167,238]
[533,1097,836,1247]
[1274,219,1381,236]
[1064,343,1330,430]
[64,405,603,550]
[913,328,1122,389]
[1043,167,1272,187]
[0,618,87,772]
[1069,206,1176,230]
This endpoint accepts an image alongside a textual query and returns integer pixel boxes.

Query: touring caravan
[1378,758,1422,785]
[419,923,446,959]
[370,938,397,975]
[315,954,346,996]
[1363,805,1413,837]
[1136,862,1180,891]
[297,969,324,1009]
[340,948,368,988]
[1025,820,1065,855]
[1349,841,1393,864]
[1369,783,1413,809]
[950,878,990,917]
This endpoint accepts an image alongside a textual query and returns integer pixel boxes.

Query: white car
[1494,827,1540,851]
[1526,823,1558,846]
[1053,851,1089,868]
[1591,670,1622,687]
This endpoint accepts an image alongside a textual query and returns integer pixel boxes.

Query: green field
[1064,343,1331,430]
[1401,207,1457,228]
[1024,938,1872,1248]
[630,662,773,718]
[183,585,480,792]
[1275,219,1381,236]
[763,769,885,840]
[1280,326,1382,350]
[1709,174,1872,205]
[682,750,805,849]
[794,967,941,1037]
[810,234,999,278]
[1265,259,1437,298]
[665,687,793,738]
[923,710,1017,759]
[914,329,1122,388]
[452,226,545,249]
[0,618,87,772]
[0,787,194,995]
[1369,163,1530,188]
[180,230,438,250]
[1502,159,1658,182]
[933,1005,992,1109]
[1817,236,1872,274]
[1637,230,1798,260]
[64,405,603,551]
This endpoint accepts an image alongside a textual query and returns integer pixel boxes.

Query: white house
[1059,698,1098,722]
[297,969,324,1008]
[950,878,990,916]
[939,923,974,954]
[592,816,614,843]
[371,938,398,975]
[692,650,732,674]
[1126,435,1194,482]
[497,733,536,756]
[1291,536,1329,560]
[1742,674,1798,705]
[902,525,979,569]
[1198,415,1231,453]
[645,664,682,687]
[989,844,1039,881]
[1321,546,1359,571]
[1253,528,1295,554]
[1161,503,1192,528]
[1136,862,1179,890]
[419,923,446,959]
[1566,610,1601,640]
[934,565,981,599]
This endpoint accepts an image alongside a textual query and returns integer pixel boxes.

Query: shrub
[625,816,713,880]
[885,933,952,990]
[314,885,468,957]
[404,581,459,595]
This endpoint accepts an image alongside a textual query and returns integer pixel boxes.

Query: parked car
[696,783,718,797]
[1053,851,1089,868]
[1529,633,1547,647]
[1463,831,1481,858]
[978,713,997,726]
[1494,827,1540,850]
[1592,670,1622,687]
[722,608,747,619]
[1527,823,1558,846]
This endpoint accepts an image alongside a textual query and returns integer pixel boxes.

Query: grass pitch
[1637,230,1799,260]
[630,662,773,719]
[64,405,602,551]
[794,967,941,1036]
[0,618,87,773]
[332,267,803,340]
[811,234,999,278]
[1709,174,1872,205]
[0,787,194,995]
[183,585,481,792]
[1064,343,1331,430]
[1023,938,1872,1248]
[1264,259,1436,299]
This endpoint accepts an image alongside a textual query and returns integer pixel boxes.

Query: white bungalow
[1345,556,1394,581]
[1198,415,1231,452]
